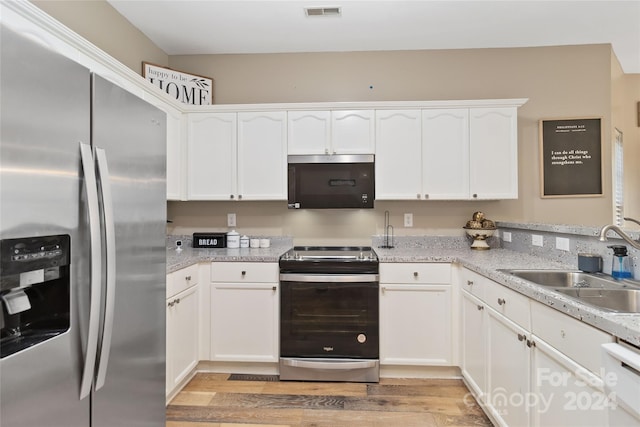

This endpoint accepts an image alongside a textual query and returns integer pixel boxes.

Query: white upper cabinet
[187,113,237,200]
[237,111,287,200]
[288,110,375,155]
[375,110,423,200]
[469,107,519,199]
[422,109,470,200]
[330,110,375,154]
[287,111,331,155]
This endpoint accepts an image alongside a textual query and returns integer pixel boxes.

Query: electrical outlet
[227,213,236,227]
[503,231,512,242]
[404,213,413,227]
[532,234,544,247]
[556,237,570,251]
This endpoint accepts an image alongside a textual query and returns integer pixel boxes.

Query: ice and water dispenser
[0,235,71,358]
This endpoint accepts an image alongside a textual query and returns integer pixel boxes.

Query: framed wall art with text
[539,117,603,198]
[142,62,213,105]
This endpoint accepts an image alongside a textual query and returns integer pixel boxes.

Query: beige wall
[167,45,624,242]
[31,0,168,73]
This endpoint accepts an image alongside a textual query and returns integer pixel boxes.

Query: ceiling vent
[304,7,342,17]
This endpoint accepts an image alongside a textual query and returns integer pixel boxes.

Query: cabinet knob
[477,305,484,311]
[473,194,478,198]
[424,194,429,199]
[416,194,421,199]
[241,271,246,276]
[560,329,566,339]
[238,194,243,200]
[467,280,474,286]
[497,298,506,306]
[230,194,234,199]
[325,148,329,154]
[185,275,191,281]
[168,301,174,307]
[272,286,277,291]
[517,333,525,342]
[527,339,536,348]
[175,298,181,304]
[413,272,419,278]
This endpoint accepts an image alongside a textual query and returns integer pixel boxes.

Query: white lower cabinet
[486,306,531,427]
[380,263,453,366]
[459,267,614,427]
[166,267,200,398]
[210,262,279,362]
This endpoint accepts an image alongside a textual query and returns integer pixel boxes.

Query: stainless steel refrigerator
[0,17,167,427]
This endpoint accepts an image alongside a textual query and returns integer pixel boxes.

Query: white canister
[250,238,260,248]
[260,238,270,248]
[226,230,240,248]
[240,235,249,248]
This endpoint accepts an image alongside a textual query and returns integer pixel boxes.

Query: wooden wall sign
[142,62,213,105]
[539,117,602,198]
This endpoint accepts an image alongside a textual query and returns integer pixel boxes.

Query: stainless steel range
[279,246,379,382]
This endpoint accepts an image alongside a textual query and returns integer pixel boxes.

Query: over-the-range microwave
[287,154,375,209]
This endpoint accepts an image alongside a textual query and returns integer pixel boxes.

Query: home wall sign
[539,117,602,198]
[142,62,213,105]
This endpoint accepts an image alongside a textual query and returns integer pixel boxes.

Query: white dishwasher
[603,342,640,426]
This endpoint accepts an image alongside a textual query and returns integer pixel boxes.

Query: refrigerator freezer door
[0,19,92,427]
[90,74,167,427]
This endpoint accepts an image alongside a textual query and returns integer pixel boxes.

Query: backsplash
[497,222,640,278]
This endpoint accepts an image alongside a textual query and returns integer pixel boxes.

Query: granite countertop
[167,241,640,346]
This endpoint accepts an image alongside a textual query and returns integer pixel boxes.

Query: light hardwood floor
[166,373,493,427]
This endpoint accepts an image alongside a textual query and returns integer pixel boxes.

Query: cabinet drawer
[167,264,199,298]
[531,301,614,374]
[211,262,278,283]
[380,263,451,284]
[485,279,530,329]
[459,268,486,300]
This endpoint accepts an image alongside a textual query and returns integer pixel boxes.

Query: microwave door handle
[79,142,102,400]
[94,148,116,391]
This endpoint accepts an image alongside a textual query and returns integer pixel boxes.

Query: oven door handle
[279,274,379,283]
[281,358,378,370]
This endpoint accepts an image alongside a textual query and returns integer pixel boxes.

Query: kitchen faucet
[598,217,640,250]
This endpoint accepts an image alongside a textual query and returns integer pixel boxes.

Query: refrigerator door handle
[94,147,116,391]
[79,142,102,400]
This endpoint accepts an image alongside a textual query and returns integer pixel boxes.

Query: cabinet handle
[497,298,506,306]
[527,339,536,348]
[517,333,525,342]
[467,280,474,286]
[185,275,191,281]
[477,305,484,311]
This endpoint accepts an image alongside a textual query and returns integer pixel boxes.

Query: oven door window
[280,281,379,359]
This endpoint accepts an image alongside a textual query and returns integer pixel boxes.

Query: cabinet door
[165,107,186,200]
[461,290,487,399]
[287,110,330,154]
[530,337,608,427]
[422,109,470,200]
[187,113,236,200]
[486,307,530,427]
[380,284,452,365]
[375,110,422,200]
[237,111,287,200]
[166,284,199,396]
[331,110,375,154]
[210,283,278,362]
[469,107,518,199]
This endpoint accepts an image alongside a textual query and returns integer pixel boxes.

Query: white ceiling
[107,0,640,73]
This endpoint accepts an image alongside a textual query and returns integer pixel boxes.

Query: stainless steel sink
[499,269,627,289]
[554,288,640,313]
[500,269,640,313]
